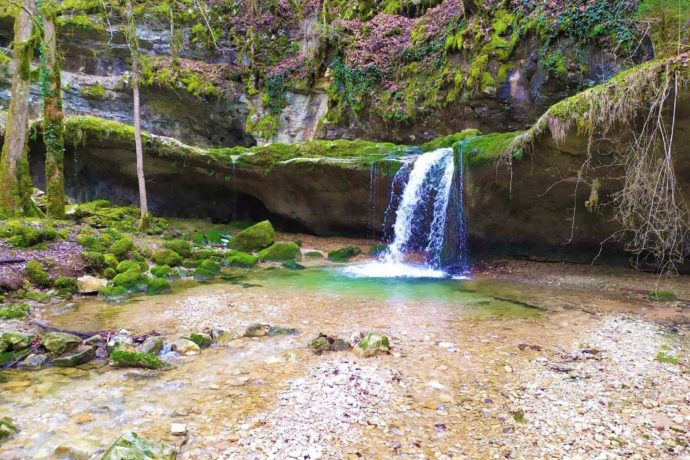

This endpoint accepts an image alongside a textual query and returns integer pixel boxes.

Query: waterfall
[345,147,468,278]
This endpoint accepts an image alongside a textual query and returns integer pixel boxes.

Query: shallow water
[1,263,684,458]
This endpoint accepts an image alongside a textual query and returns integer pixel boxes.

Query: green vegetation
[151,265,172,278]
[163,239,192,258]
[649,290,677,301]
[328,246,362,262]
[257,242,301,261]
[194,259,221,280]
[24,260,51,287]
[79,83,106,100]
[228,220,275,252]
[153,249,183,267]
[146,278,172,295]
[109,350,165,369]
[223,250,259,268]
[0,304,29,320]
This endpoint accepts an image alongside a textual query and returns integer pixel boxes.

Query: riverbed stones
[223,250,259,268]
[244,323,271,337]
[109,350,165,369]
[54,345,96,367]
[0,417,17,442]
[257,242,301,261]
[353,332,391,357]
[268,326,299,336]
[328,246,362,262]
[137,336,164,355]
[189,332,212,348]
[172,338,200,356]
[310,334,351,354]
[227,220,275,252]
[42,332,82,354]
[170,423,187,436]
[76,275,108,294]
[2,331,36,351]
[18,353,50,369]
[102,431,176,460]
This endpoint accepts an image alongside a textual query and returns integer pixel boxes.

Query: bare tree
[126,0,149,231]
[0,0,38,216]
[40,0,66,218]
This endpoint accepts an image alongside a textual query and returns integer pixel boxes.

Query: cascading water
[345,147,468,279]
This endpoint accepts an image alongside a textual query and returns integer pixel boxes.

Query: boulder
[244,323,271,338]
[42,332,82,354]
[53,345,96,367]
[2,332,36,351]
[353,332,391,358]
[171,338,200,356]
[189,332,212,349]
[136,336,164,355]
[0,417,18,442]
[227,220,274,252]
[77,275,108,294]
[328,246,362,262]
[109,350,165,369]
[257,242,301,261]
[102,431,176,460]
[17,353,50,370]
[223,250,258,268]
[310,334,352,355]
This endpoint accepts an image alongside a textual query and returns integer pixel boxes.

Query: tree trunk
[41,5,66,218]
[127,0,149,231]
[0,0,38,216]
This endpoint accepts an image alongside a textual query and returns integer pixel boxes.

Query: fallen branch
[0,258,26,265]
[29,321,95,339]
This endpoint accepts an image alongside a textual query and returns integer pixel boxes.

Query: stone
[77,275,108,294]
[102,431,176,459]
[170,423,187,436]
[171,338,200,356]
[328,246,362,262]
[244,323,271,338]
[53,345,96,367]
[137,336,164,355]
[109,350,166,369]
[0,417,18,441]
[353,332,391,358]
[84,334,106,347]
[2,332,36,351]
[54,437,100,460]
[42,332,82,354]
[227,220,275,252]
[268,326,299,337]
[107,334,134,354]
[223,250,259,268]
[310,334,352,354]
[17,353,50,369]
[189,332,212,349]
[281,260,306,270]
[257,242,301,261]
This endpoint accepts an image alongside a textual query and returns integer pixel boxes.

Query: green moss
[655,351,680,364]
[0,417,17,441]
[456,131,522,166]
[110,236,133,259]
[649,290,677,301]
[79,83,106,100]
[54,276,78,295]
[223,250,259,268]
[103,253,119,269]
[194,259,221,280]
[56,14,106,33]
[328,246,362,262]
[151,265,172,278]
[146,278,171,295]
[420,129,481,152]
[153,249,183,267]
[0,304,29,320]
[305,251,323,258]
[0,220,57,248]
[228,220,275,252]
[99,285,129,301]
[257,242,301,261]
[189,332,212,348]
[112,268,148,291]
[109,350,165,369]
[81,251,105,269]
[24,260,51,287]
[103,267,117,279]
[116,260,141,273]
[163,239,192,258]
[191,249,220,261]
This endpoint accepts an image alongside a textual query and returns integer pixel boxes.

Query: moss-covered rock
[99,285,130,302]
[244,323,271,337]
[146,278,172,295]
[53,345,96,367]
[102,432,175,460]
[151,265,172,278]
[223,250,259,268]
[54,277,78,297]
[24,260,51,287]
[0,417,18,442]
[136,336,164,355]
[163,239,192,258]
[189,332,212,348]
[328,246,362,262]
[281,260,305,270]
[310,333,352,355]
[258,242,301,261]
[103,253,119,269]
[153,249,183,267]
[116,260,141,274]
[81,251,105,269]
[353,332,391,357]
[305,251,323,258]
[2,332,36,351]
[0,221,57,248]
[43,332,82,354]
[0,303,29,320]
[109,350,166,369]
[227,220,275,252]
[193,259,221,280]
[112,268,148,292]
[268,326,299,336]
[110,236,133,259]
